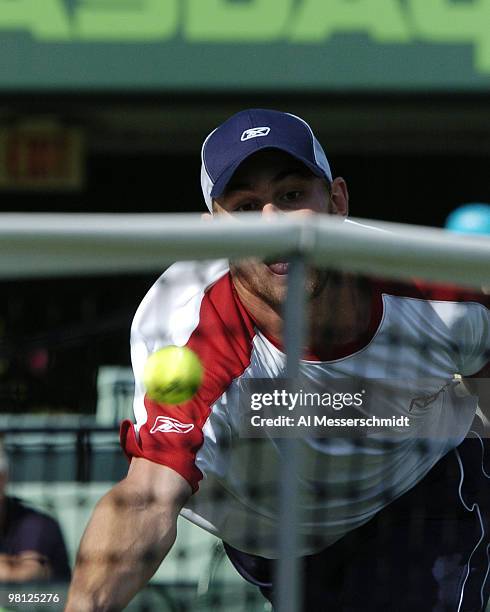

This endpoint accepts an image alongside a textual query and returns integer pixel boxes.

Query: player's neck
[308,272,374,355]
[233,271,374,355]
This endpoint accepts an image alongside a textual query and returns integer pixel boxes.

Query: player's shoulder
[131,260,229,343]
[130,260,257,417]
[131,260,255,350]
[373,277,489,336]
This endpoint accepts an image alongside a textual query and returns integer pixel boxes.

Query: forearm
[66,480,177,612]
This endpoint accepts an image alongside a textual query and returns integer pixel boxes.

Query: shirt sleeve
[120,394,211,493]
[120,265,254,493]
[119,274,214,493]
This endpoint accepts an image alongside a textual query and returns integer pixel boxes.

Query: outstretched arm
[65,457,191,612]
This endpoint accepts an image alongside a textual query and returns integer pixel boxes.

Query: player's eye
[280,191,303,203]
[234,201,260,213]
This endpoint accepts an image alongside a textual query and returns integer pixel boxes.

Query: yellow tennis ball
[143,345,203,405]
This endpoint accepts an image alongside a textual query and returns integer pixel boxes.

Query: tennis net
[1,213,489,612]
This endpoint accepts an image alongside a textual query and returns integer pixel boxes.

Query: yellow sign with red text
[0,123,83,190]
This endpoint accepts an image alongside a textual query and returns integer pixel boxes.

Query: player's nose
[261,203,282,217]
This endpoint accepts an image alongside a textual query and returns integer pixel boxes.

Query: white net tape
[1,213,489,286]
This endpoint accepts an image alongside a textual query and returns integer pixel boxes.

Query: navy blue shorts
[223,436,490,611]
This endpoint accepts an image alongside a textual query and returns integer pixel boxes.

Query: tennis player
[66,109,490,611]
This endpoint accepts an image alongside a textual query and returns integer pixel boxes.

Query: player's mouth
[264,259,289,275]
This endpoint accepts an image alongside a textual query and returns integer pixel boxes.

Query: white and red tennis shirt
[121,255,490,557]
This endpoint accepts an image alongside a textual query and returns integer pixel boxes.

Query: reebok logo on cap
[241,127,271,142]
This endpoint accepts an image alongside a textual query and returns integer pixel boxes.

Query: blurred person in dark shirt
[0,441,71,583]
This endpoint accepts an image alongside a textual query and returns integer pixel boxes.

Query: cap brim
[210,145,328,200]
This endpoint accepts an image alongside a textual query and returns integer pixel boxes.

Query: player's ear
[329,177,349,217]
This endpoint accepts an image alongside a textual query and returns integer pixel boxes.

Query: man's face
[213,150,349,307]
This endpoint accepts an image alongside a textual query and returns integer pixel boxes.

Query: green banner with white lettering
[1,0,490,91]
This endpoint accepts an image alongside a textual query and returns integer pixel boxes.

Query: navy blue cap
[201,109,333,211]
